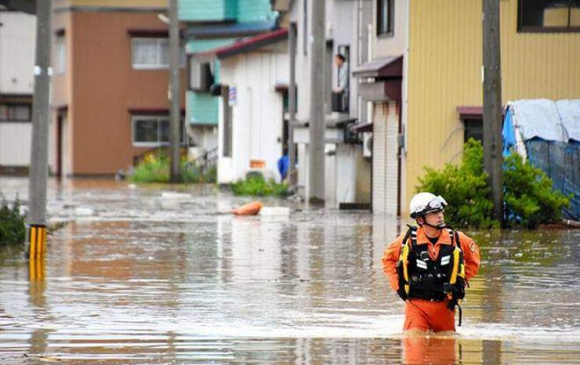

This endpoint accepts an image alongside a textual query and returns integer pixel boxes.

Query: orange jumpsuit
[382,227,480,332]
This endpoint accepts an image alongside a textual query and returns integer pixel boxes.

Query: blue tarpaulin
[503,100,580,220]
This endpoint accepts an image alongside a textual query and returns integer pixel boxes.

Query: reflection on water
[0,177,579,364]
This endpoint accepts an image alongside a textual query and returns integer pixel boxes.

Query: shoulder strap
[445,226,461,248]
[401,225,417,247]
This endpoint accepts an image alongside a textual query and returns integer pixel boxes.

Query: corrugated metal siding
[179,0,274,23]
[373,101,399,215]
[187,91,218,125]
[405,0,580,214]
[373,103,387,213]
[178,0,233,22]
[237,0,276,23]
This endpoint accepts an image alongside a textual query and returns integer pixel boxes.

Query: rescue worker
[382,192,480,332]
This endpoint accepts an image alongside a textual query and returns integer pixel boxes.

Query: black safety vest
[397,226,466,302]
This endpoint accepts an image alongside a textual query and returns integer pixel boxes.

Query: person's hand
[396,288,407,301]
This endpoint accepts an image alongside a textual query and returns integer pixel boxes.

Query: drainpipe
[288,22,298,188]
[169,0,181,183]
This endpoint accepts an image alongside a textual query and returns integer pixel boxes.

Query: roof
[197,28,288,59]
[0,0,35,14]
[353,55,403,78]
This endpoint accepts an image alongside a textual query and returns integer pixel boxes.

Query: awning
[350,122,373,133]
[197,28,288,59]
[457,106,483,120]
[457,106,506,120]
[353,55,403,78]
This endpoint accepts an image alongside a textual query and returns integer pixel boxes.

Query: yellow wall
[404,0,580,214]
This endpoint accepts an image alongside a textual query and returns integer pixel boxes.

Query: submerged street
[0,177,579,364]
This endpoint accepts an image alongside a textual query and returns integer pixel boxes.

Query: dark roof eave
[195,28,288,60]
[353,55,403,78]
[183,20,278,39]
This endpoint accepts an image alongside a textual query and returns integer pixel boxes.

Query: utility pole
[482,0,503,223]
[26,0,52,260]
[169,0,181,183]
[288,22,297,188]
[308,0,325,203]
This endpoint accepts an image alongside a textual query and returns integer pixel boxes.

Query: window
[377,0,394,36]
[464,119,483,143]
[0,104,32,122]
[55,35,66,74]
[519,0,580,32]
[131,38,185,69]
[132,116,185,146]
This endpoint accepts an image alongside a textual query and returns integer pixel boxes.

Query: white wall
[218,49,289,184]
[0,11,36,94]
[0,10,36,168]
[0,123,31,166]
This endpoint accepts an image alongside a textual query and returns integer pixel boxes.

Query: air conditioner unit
[363,132,372,158]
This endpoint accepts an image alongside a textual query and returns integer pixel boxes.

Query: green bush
[130,155,204,184]
[202,165,217,184]
[416,139,569,229]
[232,175,289,197]
[0,197,26,245]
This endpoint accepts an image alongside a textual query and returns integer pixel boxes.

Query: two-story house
[50,0,187,177]
[358,0,580,217]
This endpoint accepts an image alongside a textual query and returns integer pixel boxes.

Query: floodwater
[0,177,579,364]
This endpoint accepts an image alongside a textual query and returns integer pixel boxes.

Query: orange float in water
[232,201,263,216]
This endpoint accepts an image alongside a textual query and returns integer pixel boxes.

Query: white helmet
[409,192,447,219]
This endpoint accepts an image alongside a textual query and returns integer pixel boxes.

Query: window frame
[131,115,186,147]
[377,0,395,37]
[0,103,32,123]
[518,0,580,33]
[131,37,186,70]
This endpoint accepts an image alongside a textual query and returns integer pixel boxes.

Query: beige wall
[404,0,580,215]
[51,9,186,175]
